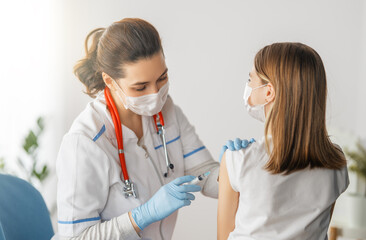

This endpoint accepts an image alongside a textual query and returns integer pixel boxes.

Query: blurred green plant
[1,117,49,185]
[0,157,5,171]
[345,140,366,180]
[19,117,49,183]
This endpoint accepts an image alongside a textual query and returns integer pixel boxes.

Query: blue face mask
[243,82,268,123]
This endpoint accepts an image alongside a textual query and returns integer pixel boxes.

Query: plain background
[0,0,365,239]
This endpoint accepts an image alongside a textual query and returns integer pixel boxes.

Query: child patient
[218,42,349,240]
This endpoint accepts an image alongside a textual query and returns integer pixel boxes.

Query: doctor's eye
[136,85,147,91]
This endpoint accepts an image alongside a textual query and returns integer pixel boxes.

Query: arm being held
[217,153,239,240]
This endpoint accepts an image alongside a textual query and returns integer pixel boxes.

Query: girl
[218,42,349,240]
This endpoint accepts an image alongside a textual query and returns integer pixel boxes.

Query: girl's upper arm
[217,153,239,240]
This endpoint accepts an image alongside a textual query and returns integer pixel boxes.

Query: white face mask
[243,82,268,123]
[114,80,170,116]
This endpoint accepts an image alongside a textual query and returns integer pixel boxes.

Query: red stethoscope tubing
[104,87,130,181]
[153,112,164,133]
[104,87,166,182]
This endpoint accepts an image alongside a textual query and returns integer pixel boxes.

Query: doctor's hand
[130,175,201,231]
[219,138,256,162]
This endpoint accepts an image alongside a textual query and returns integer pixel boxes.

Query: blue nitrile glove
[131,175,201,230]
[219,138,256,162]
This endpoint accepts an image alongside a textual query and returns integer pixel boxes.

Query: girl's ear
[265,82,276,103]
[102,72,117,91]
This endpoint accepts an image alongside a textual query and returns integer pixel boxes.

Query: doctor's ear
[265,82,275,103]
[102,72,116,91]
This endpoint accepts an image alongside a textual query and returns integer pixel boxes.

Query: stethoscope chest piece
[123,179,138,198]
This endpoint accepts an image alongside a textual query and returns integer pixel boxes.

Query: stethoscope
[104,87,174,199]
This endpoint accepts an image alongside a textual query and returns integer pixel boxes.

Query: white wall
[358,0,366,134]
[1,0,364,239]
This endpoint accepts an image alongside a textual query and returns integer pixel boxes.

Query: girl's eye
[158,75,168,82]
[247,78,251,82]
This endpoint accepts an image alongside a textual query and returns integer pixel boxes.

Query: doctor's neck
[110,91,143,139]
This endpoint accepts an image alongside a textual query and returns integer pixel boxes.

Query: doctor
[55,18,249,240]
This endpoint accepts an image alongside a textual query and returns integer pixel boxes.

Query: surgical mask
[243,82,268,123]
[114,80,170,116]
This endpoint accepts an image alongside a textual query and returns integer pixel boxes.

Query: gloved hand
[131,175,201,230]
[219,138,256,162]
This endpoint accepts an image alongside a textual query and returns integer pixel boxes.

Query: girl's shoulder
[224,136,268,191]
[225,136,268,167]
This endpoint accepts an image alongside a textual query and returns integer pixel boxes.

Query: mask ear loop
[112,79,130,109]
[252,83,268,91]
[244,82,268,100]
[112,79,125,94]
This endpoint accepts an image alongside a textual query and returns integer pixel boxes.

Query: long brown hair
[73,18,163,98]
[254,42,346,174]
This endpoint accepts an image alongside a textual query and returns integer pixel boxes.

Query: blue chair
[0,174,54,240]
[0,223,5,240]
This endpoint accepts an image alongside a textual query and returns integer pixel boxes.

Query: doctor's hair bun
[73,28,106,98]
[73,18,163,98]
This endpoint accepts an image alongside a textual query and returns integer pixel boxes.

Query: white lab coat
[225,136,349,240]
[55,92,219,239]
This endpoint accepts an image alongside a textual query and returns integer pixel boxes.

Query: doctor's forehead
[121,52,167,83]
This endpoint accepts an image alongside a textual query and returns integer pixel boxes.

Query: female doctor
[55,18,248,240]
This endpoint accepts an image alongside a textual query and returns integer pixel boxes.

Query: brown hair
[73,18,163,98]
[254,42,346,174]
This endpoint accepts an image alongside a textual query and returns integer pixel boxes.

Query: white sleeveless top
[225,136,349,240]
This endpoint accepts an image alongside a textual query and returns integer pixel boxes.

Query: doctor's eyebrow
[132,68,168,86]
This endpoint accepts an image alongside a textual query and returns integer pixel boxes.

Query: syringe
[182,171,211,185]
